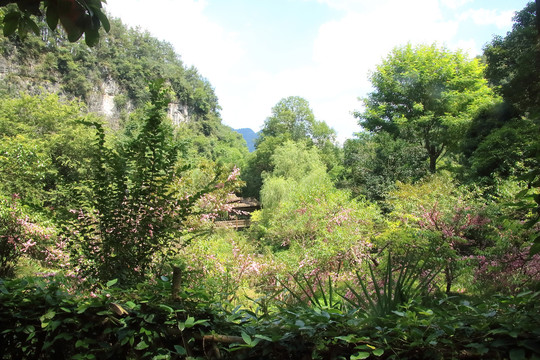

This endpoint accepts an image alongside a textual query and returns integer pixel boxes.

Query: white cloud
[459,8,515,29]
[104,0,245,84]
[299,0,460,139]
[440,0,474,10]
[225,0,464,140]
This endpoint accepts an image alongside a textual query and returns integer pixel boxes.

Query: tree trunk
[429,154,437,173]
[445,265,452,294]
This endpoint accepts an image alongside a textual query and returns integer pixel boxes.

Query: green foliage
[484,2,539,117]
[244,96,339,198]
[383,175,493,293]
[0,195,55,277]
[357,43,496,173]
[343,132,429,202]
[483,2,540,255]
[258,96,334,144]
[3,274,539,359]
[1,0,110,46]
[343,253,442,319]
[0,275,216,359]
[68,80,188,285]
[0,93,98,215]
[252,142,381,281]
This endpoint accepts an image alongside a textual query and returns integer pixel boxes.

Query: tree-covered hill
[0,9,247,157]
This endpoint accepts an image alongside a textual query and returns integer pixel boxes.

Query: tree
[483,2,540,254]
[384,175,491,293]
[0,93,98,214]
[244,96,339,199]
[1,0,109,46]
[484,2,539,118]
[356,43,495,173]
[252,141,379,276]
[343,132,428,202]
[257,96,336,146]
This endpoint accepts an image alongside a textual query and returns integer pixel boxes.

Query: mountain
[0,16,250,163]
[235,128,259,152]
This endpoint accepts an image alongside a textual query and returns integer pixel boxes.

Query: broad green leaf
[134,341,149,350]
[159,304,174,313]
[96,9,110,32]
[46,4,59,30]
[241,331,252,345]
[254,334,273,342]
[85,27,99,47]
[106,278,118,287]
[3,12,20,36]
[75,339,89,349]
[373,349,384,356]
[25,17,40,35]
[174,345,186,355]
[351,352,371,360]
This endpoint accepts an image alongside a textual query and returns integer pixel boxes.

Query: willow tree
[356,43,496,173]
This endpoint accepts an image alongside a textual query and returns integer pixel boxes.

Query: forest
[0,1,539,359]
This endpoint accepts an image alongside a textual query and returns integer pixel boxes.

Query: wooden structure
[214,196,260,230]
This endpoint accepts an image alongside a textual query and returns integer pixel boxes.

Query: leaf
[335,334,357,343]
[174,345,186,355]
[25,16,40,36]
[241,331,252,345]
[40,310,56,328]
[134,341,149,350]
[84,27,99,47]
[95,9,110,32]
[159,304,174,313]
[254,334,273,342]
[106,278,118,287]
[75,339,89,349]
[373,349,384,356]
[3,11,21,37]
[46,4,59,30]
[509,348,526,360]
[351,352,371,360]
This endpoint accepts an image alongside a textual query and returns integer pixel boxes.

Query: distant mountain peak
[234,128,259,152]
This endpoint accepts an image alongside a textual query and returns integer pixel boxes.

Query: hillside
[0,14,248,161]
[234,128,259,152]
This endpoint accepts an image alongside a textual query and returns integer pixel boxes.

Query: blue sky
[105,0,530,143]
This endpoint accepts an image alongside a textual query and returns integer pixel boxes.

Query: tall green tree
[356,43,496,173]
[484,2,539,118]
[0,93,97,214]
[244,96,339,198]
[483,1,540,254]
[343,132,428,202]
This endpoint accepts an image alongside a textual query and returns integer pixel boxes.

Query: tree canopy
[356,43,496,173]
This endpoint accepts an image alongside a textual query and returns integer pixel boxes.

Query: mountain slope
[234,128,259,152]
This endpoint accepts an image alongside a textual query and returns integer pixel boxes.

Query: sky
[105,0,530,143]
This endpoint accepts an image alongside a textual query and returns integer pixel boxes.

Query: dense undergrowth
[1,272,539,360]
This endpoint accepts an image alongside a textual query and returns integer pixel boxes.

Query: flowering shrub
[171,162,246,231]
[384,175,493,292]
[474,246,540,293]
[177,230,284,303]
[0,195,55,277]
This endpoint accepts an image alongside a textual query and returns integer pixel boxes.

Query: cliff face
[1,54,192,128]
[0,18,215,130]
